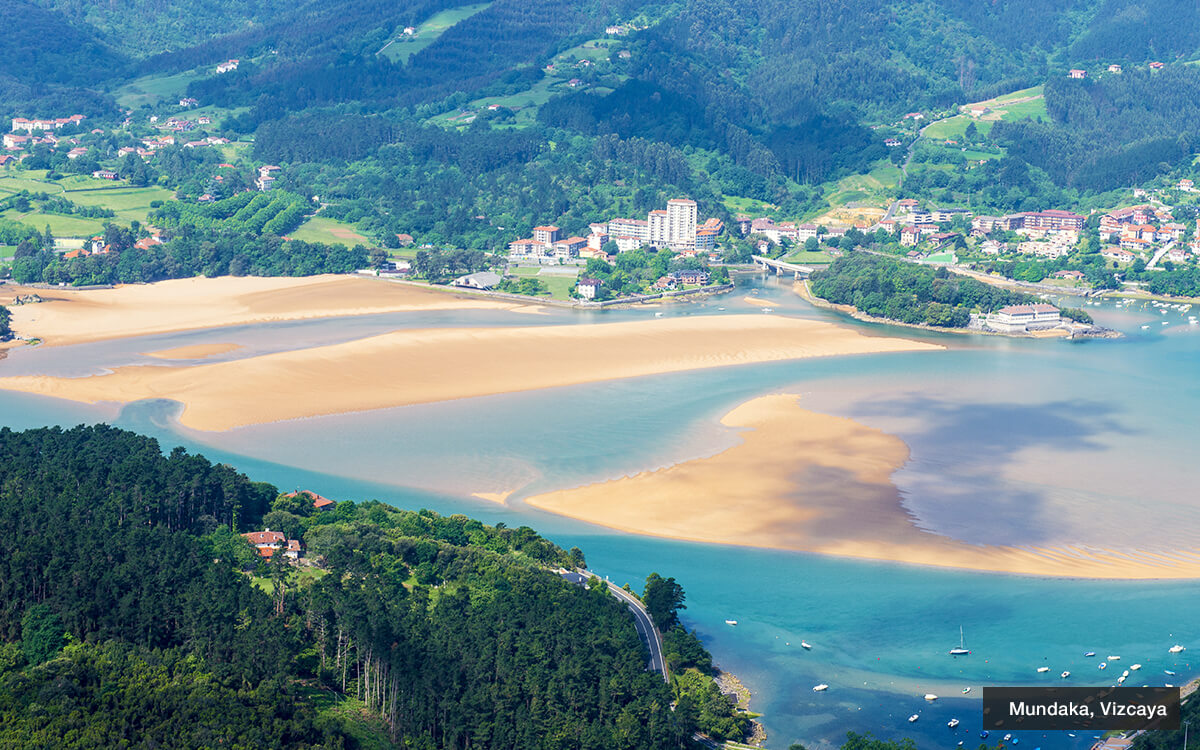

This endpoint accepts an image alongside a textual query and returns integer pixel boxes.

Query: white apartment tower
[666,199,698,249]
[648,210,669,248]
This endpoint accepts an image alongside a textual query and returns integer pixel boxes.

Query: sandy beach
[0,315,939,431]
[0,276,538,347]
[524,394,1200,579]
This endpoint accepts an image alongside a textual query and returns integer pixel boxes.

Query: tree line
[810,252,1047,327]
[0,425,694,748]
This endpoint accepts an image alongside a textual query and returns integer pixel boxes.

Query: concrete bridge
[752,255,814,279]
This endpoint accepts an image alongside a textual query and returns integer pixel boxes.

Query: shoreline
[523,393,1200,580]
[0,315,941,432]
[0,275,544,348]
[795,280,1097,339]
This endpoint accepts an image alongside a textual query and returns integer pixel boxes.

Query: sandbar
[0,315,939,431]
[524,394,1200,579]
[0,275,537,347]
[143,343,243,360]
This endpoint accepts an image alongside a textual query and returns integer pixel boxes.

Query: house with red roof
[242,529,303,559]
[284,490,335,511]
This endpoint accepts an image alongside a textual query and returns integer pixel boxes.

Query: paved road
[561,570,669,682]
[1146,240,1174,270]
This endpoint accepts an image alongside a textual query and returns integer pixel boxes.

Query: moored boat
[948,719,960,728]
[813,684,828,692]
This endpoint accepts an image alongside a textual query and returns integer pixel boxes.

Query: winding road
[561,570,669,682]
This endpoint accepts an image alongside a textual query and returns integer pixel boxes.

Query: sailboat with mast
[949,626,971,656]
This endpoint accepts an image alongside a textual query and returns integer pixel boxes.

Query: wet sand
[0,276,538,347]
[143,343,242,360]
[524,394,1200,579]
[0,315,939,431]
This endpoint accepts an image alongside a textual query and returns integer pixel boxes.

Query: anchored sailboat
[949,626,970,656]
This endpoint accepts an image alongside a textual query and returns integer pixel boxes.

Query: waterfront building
[985,304,1062,333]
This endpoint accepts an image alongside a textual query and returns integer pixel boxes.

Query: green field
[924,251,958,263]
[509,266,579,299]
[721,195,778,216]
[0,172,176,228]
[782,249,834,263]
[924,86,1047,140]
[378,3,492,63]
[114,70,207,108]
[288,215,369,245]
[0,245,14,260]
[1,209,106,236]
[922,114,980,140]
[437,37,629,129]
[67,186,176,224]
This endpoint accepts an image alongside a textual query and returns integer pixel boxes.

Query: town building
[1021,210,1085,233]
[10,114,85,133]
[985,304,1062,333]
[648,210,668,247]
[899,226,920,246]
[216,59,240,74]
[1102,246,1136,263]
[1108,64,1122,74]
[1068,69,1087,79]
[576,277,602,299]
[453,271,502,289]
[608,217,649,246]
[666,198,697,249]
[533,225,560,244]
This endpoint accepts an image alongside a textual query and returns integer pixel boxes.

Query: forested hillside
[0,425,696,749]
[810,252,1044,327]
[994,66,1200,191]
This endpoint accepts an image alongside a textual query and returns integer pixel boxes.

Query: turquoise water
[2,277,1199,749]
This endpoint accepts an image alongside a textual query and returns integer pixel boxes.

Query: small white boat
[761,307,774,313]
[1117,675,1126,684]
[1061,671,1071,678]
[948,719,960,729]
[1004,734,1012,742]
[925,694,938,701]
[654,312,664,318]
[813,684,829,692]
[1037,667,1050,673]
[1141,325,1150,329]
[1108,655,1121,660]
[1169,645,1186,654]
[801,641,812,650]
[908,714,919,723]
[1084,652,1096,657]
[1121,670,1129,678]
[1098,662,1107,670]
[1131,664,1141,670]
[725,620,737,626]
[962,687,971,694]
[1165,670,1177,676]
[1166,683,1175,687]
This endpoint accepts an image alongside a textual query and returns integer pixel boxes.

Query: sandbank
[524,394,1200,579]
[471,490,516,505]
[143,343,243,360]
[0,315,939,431]
[0,275,538,347]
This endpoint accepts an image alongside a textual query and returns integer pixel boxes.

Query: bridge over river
[752,255,814,278]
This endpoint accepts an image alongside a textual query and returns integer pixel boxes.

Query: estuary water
[2,275,1199,749]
